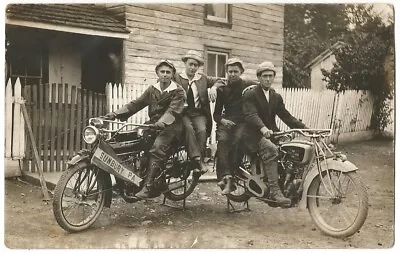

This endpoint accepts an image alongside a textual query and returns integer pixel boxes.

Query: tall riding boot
[221,175,237,195]
[265,161,291,207]
[136,161,160,199]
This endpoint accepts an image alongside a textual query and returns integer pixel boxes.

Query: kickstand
[161,177,187,210]
[226,197,250,213]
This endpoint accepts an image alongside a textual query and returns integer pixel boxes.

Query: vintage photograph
[3,1,395,249]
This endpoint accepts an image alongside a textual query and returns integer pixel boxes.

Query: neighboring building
[305,41,345,91]
[5,3,285,91]
[5,4,130,93]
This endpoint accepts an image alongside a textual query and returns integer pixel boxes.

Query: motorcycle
[52,117,199,233]
[226,128,369,238]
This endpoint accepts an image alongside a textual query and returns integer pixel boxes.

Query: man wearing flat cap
[213,57,257,195]
[242,61,307,207]
[105,59,186,199]
[174,50,225,175]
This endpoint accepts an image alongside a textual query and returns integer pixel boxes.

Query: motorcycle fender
[67,150,91,166]
[298,159,358,210]
[99,170,112,208]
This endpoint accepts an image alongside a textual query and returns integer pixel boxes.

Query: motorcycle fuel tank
[281,140,314,165]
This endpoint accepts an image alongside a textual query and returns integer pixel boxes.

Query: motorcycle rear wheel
[53,161,106,233]
[163,148,199,201]
[307,170,368,238]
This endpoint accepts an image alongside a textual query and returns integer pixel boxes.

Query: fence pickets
[5,79,375,173]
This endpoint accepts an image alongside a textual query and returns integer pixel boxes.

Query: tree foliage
[284,4,394,132]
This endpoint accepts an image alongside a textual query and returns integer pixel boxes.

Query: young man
[213,58,257,195]
[105,60,186,199]
[242,61,307,207]
[174,50,224,174]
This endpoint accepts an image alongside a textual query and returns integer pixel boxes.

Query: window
[6,42,48,86]
[205,48,230,79]
[204,4,232,28]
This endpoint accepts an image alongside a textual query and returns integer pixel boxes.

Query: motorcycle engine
[280,140,314,165]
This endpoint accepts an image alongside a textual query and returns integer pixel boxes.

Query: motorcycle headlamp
[83,126,99,144]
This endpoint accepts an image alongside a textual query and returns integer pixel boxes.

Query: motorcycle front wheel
[52,161,106,232]
[307,170,368,238]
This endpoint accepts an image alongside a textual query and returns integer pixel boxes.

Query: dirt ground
[3,139,395,249]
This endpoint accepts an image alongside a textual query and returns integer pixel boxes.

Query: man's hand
[220,119,236,129]
[103,112,116,120]
[260,126,273,138]
[209,86,218,102]
[154,121,166,130]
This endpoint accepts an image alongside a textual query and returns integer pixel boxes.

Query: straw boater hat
[181,50,204,66]
[256,61,276,77]
[155,59,176,74]
[225,58,245,72]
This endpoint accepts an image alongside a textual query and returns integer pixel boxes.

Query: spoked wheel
[53,161,106,232]
[163,148,199,201]
[307,169,368,237]
[226,154,252,203]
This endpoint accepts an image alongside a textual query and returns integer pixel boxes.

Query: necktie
[187,84,195,108]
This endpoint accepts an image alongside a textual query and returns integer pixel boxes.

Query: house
[6,3,285,92]
[305,41,345,91]
[5,3,285,174]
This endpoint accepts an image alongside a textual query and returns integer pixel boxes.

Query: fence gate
[19,81,107,173]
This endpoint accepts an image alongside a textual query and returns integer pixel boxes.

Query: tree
[321,5,394,132]
[283,4,350,88]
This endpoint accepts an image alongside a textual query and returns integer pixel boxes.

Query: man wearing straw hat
[174,50,225,175]
[105,59,186,199]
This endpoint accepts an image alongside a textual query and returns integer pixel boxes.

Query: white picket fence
[105,83,375,144]
[5,78,25,160]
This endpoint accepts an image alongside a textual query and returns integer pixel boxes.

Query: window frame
[204,4,232,29]
[204,46,231,79]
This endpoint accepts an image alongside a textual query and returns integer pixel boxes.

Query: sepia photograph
[2,0,395,250]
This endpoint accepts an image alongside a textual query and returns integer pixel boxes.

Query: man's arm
[276,95,307,129]
[157,87,186,125]
[212,89,224,123]
[242,89,266,132]
[113,87,151,120]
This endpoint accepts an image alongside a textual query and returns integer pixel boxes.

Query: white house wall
[310,54,336,91]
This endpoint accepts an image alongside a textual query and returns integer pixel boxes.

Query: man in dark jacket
[213,58,257,195]
[242,61,307,207]
[174,50,225,175]
[106,60,186,199]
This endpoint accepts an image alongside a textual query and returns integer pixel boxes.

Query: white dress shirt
[180,72,202,108]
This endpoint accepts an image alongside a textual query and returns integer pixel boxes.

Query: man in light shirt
[242,61,307,207]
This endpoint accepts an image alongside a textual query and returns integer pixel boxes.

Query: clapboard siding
[124,4,284,86]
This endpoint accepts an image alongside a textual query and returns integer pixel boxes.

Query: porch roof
[6,4,130,39]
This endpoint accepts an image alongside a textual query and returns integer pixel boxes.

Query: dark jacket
[243,84,306,132]
[116,81,186,124]
[174,72,219,137]
[213,78,257,124]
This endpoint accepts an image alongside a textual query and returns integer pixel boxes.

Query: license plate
[92,148,142,186]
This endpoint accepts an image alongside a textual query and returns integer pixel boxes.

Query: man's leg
[258,137,290,206]
[191,114,208,173]
[136,126,178,199]
[216,125,236,195]
[182,114,207,174]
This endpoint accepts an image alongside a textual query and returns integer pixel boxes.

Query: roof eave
[6,18,130,39]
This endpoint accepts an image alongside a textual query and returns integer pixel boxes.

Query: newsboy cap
[155,59,176,74]
[225,58,244,72]
[256,61,276,76]
[181,50,204,66]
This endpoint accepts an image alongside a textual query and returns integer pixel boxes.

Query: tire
[52,161,106,233]
[226,155,252,203]
[163,147,199,201]
[307,170,368,238]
